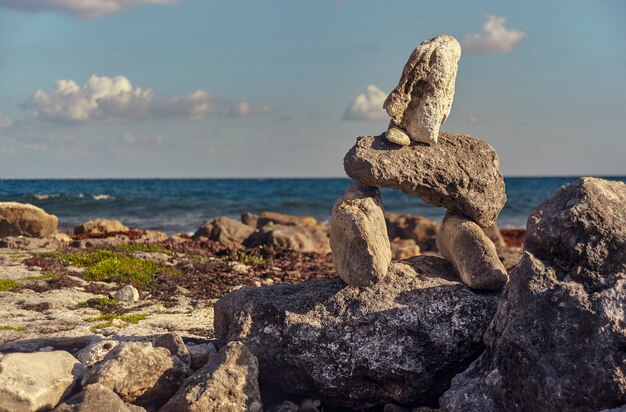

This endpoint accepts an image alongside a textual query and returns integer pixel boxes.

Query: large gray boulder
[440,177,626,411]
[159,341,262,412]
[330,183,392,287]
[344,133,506,228]
[0,202,58,238]
[384,35,461,145]
[0,351,84,412]
[192,216,255,248]
[525,177,626,288]
[214,256,499,410]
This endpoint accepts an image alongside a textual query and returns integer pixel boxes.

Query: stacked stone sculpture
[331,34,508,290]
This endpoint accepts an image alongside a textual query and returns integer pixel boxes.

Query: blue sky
[0,0,624,178]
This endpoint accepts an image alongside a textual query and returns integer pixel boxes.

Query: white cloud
[0,0,178,19]
[27,75,271,123]
[121,131,165,145]
[227,101,274,118]
[342,85,388,121]
[462,15,526,54]
[0,111,12,129]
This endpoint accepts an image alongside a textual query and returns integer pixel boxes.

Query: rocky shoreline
[0,205,523,411]
[1,34,624,412]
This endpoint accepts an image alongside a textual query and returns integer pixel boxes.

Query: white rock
[385,127,411,146]
[76,340,119,367]
[330,183,392,287]
[0,351,85,412]
[384,35,461,145]
[113,285,139,302]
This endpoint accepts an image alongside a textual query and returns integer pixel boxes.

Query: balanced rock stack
[333,34,508,290]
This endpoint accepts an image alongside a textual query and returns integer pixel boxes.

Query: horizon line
[1,174,626,181]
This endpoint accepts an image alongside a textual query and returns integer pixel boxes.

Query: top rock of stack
[384,35,461,145]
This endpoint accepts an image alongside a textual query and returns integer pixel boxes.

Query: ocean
[1,177,624,235]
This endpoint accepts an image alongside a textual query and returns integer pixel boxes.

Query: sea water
[1,177,624,234]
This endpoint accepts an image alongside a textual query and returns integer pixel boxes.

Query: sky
[0,0,625,178]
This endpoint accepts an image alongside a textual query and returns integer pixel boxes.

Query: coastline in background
[1,177,624,234]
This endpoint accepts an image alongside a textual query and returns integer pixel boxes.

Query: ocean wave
[33,194,61,200]
[91,194,115,201]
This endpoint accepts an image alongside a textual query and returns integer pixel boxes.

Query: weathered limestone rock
[0,351,85,412]
[76,340,119,367]
[192,216,255,248]
[385,126,411,146]
[154,332,191,366]
[113,284,139,302]
[81,341,190,406]
[330,183,392,287]
[437,213,507,290]
[214,256,499,409]
[159,341,262,412]
[384,35,461,145]
[247,223,330,254]
[0,202,58,238]
[256,211,322,229]
[52,383,143,412]
[385,212,440,251]
[344,133,506,227]
[241,212,259,228]
[440,177,626,411]
[74,219,129,235]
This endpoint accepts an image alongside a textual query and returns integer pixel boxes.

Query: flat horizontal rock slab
[344,133,506,227]
[214,256,499,410]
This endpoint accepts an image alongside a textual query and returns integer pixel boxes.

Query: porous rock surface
[160,341,262,412]
[524,177,626,289]
[214,256,499,410]
[74,219,129,235]
[0,350,84,412]
[440,177,626,411]
[344,133,506,228]
[192,216,255,248]
[384,35,461,145]
[81,341,190,406]
[330,183,391,287]
[0,202,58,238]
[436,213,507,290]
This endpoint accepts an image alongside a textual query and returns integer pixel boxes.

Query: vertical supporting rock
[436,213,507,290]
[384,35,461,145]
[330,183,392,287]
